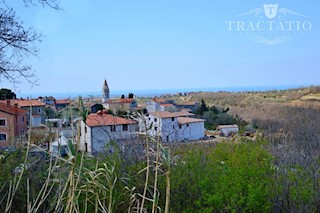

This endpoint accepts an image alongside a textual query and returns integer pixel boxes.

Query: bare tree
[0,0,59,85]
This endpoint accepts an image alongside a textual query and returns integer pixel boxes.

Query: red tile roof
[153,98,166,103]
[86,113,137,127]
[55,99,71,105]
[0,103,27,115]
[160,103,175,107]
[107,98,134,104]
[12,99,45,107]
[149,111,194,118]
[177,117,205,125]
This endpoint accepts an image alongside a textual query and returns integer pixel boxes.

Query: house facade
[105,98,138,112]
[175,101,199,113]
[0,102,27,146]
[79,111,138,154]
[142,111,205,142]
[11,100,46,127]
[146,98,175,112]
[54,99,71,111]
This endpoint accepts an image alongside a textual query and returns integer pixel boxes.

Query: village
[0,79,240,156]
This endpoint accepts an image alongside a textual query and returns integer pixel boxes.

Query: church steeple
[102,79,110,103]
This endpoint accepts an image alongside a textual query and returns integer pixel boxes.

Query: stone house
[0,102,27,146]
[79,110,138,155]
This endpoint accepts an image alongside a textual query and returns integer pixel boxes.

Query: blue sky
[1,0,319,97]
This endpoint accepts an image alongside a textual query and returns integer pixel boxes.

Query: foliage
[0,88,16,100]
[166,140,274,212]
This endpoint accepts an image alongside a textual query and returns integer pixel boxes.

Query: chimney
[6,100,10,106]
[14,103,18,109]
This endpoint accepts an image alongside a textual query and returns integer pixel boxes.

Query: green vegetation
[195,99,238,129]
[1,86,320,212]
[0,88,16,100]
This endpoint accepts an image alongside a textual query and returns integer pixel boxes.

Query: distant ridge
[19,84,316,99]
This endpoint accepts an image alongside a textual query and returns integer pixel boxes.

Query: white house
[146,98,176,112]
[217,124,239,137]
[79,111,138,154]
[50,134,70,157]
[142,111,205,142]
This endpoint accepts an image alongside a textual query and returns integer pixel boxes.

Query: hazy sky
[1,0,319,97]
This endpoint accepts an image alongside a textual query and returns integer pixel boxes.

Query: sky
[1,0,320,98]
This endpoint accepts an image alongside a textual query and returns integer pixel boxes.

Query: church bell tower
[102,79,110,103]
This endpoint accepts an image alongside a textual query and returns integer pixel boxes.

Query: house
[90,103,104,113]
[0,101,27,146]
[79,110,138,155]
[217,124,239,137]
[50,134,71,157]
[159,103,176,112]
[146,98,175,112]
[38,96,56,106]
[175,101,199,113]
[9,99,46,127]
[142,111,205,142]
[55,99,71,111]
[105,98,138,112]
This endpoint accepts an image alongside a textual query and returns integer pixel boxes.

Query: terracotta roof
[107,98,134,104]
[149,111,194,118]
[86,113,137,127]
[153,98,166,103]
[0,103,27,115]
[160,103,175,107]
[11,99,45,107]
[55,99,71,105]
[177,117,205,125]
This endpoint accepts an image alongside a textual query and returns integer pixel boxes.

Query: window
[85,126,87,133]
[187,124,189,127]
[0,133,7,141]
[0,119,6,126]
[179,125,182,129]
[21,116,24,123]
[171,117,174,121]
[154,118,157,122]
[154,127,157,131]
[38,108,41,114]
[173,125,175,129]
[111,125,116,132]
[123,124,128,131]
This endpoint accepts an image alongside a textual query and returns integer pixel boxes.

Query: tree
[128,92,134,99]
[0,88,16,99]
[0,0,59,85]
[196,99,208,115]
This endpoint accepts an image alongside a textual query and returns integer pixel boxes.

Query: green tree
[0,88,16,99]
[196,99,208,115]
[128,93,134,98]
